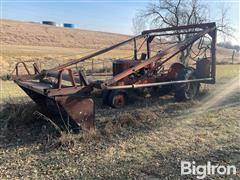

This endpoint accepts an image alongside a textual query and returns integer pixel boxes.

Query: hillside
[0,19,130,49]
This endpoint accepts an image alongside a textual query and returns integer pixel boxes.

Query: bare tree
[134,0,233,64]
[216,4,235,42]
[132,16,146,35]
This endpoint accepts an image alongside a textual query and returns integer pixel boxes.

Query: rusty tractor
[12,22,217,131]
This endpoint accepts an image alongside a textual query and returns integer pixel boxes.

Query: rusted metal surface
[19,85,49,107]
[15,80,52,95]
[112,94,125,108]
[196,58,211,78]
[57,68,76,89]
[46,86,84,97]
[167,63,185,80]
[15,62,31,76]
[110,93,125,108]
[112,59,141,76]
[55,96,95,131]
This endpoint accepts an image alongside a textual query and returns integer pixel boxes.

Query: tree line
[217,42,240,52]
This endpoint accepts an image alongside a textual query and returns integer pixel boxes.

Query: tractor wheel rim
[113,95,124,107]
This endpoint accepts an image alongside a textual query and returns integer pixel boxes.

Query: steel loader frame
[12,22,217,131]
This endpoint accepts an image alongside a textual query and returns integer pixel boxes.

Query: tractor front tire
[102,90,111,105]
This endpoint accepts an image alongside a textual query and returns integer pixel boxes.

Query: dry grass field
[1,19,130,49]
[0,19,239,179]
[0,65,239,179]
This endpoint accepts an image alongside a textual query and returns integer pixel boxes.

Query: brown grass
[0,19,131,49]
[0,88,239,178]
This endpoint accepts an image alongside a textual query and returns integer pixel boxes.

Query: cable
[189,35,212,61]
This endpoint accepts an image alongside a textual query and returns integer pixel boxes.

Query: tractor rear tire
[174,68,200,101]
[102,90,111,105]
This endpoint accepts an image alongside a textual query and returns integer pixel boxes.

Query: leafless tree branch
[133,0,235,64]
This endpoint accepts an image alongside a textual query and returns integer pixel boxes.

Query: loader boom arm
[46,35,144,73]
[106,25,216,85]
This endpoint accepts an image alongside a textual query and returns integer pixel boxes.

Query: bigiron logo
[181,161,237,179]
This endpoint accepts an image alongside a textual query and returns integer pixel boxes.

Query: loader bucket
[18,84,95,131]
[55,96,95,131]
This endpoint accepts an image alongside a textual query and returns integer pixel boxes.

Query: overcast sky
[1,0,239,45]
